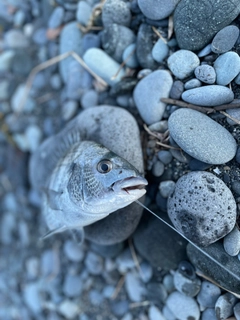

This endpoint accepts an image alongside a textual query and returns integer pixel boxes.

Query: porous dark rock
[168,171,237,247]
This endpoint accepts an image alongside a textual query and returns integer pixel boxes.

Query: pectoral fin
[41,225,67,240]
[70,228,85,245]
[42,187,63,211]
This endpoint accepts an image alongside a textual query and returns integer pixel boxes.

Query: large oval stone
[168,108,237,164]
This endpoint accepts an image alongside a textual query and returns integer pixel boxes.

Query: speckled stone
[182,85,234,106]
[138,0,180,20]
[173,0,240,51]
[194,65,216,84]
[133,70,173,125]
[168,171,237,246]
[197,281,221,310]
[168,108,237,164]
[215,293,238,320]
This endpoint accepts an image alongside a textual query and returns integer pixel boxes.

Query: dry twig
[110,275,126,300]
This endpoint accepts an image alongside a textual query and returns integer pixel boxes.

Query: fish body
[30,132,147,239]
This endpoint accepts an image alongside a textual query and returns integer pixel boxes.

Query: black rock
[187,242,240,295]
[174,0,240,51]
[133,212,188,270]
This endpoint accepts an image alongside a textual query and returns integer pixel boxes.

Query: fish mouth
[112,176,148,195]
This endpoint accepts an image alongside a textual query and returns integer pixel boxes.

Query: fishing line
[135,199,240,282]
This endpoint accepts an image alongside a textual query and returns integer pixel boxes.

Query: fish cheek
[82,165,105,201]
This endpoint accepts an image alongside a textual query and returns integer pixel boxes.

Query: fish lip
[112,176,148,193]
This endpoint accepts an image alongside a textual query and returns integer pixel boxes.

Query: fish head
[67,141,148,215]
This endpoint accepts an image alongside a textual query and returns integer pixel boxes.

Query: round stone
[214,52,240,85]
[122,43,139,68]
[194,65,216,84]
[133,70,173,125]
[166,291,200,320]
[184,79,201,90]
[197,281,221,309]
[181,85,234,106]
[152,38,169,63]
[168,108,237,164]
[138,0,180,20]
[168,171,237,247]
[102,0,131,27]
[167,50,200,79]
[215,293,238,320]
[211,25,240,54]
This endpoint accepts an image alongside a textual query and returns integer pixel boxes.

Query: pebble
[146,282,168,304]
[162,305,176,320]
[187,241,240,295]
[152,160,164,177]
[163,274,175,293]
[157,150,172,165]
[214,51,240,85]
[116,248,135,273]
[76,1,92,26]
[138,0,179,20]
[82,33,100,52]
[63,240,84,262]
[182,85,234,106]
[169,80,184,99]
[23,282,41,314]
[58,300,79,319]
[1,212,16,245]
[223,226,240,256]
[25,125,42,152]
[32,27,48,45]
[148,305,166,320]
[211,25,240,54]
[133,70,173,125]
[101,23,136,63]
[91,242,123,258]
[159,181,175,198]
[41,249,58,277]
[226,107,240,125]
[0,80,12,100]
[201,308,218,320]
[61,100,78,121]
[196,281,221,309]
[80,89,98,109]
[168,171,237,246]
[102,0,131,27]
[167,50,200,79]
[173,263,201,297]
[84,252,104,275]
[11,84,36,113]
[139,261,153,283]
[59,22,83,83]
[168,108,237,164]
[152,39,169,63]
[48,6,65,29]
[25,257,39,279]
[110,300,129,316]
[215,293,238,320]
[166,291,200,320]
[14,9,25,27]
[184,79,201,90]
[122,43,139,68]
[63,273,83,297]
[125,271,145,302]
[0,50,15,72]
[173,0,240,51]
[136,23,159,69]
[194,65,216,84]
[4,29,29,48]
[234,302,240,320]
[50,74,62,90]
[198,44,212,57]
[83,48,126,86]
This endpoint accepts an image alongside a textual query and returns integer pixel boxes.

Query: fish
[30,127,147,243]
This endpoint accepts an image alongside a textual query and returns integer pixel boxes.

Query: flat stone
[168,171,237,246]
[133,70,173,125]
[211,25,240,54]
[125,271,145,302]
[184,79,201,89]
[59,22,83,83]
[182,85,234,106]
[166,291,200,320]
[173,0,240,51]
[187,241,240,295]
[214,51,240,85]
[83,48,126,86]
[167,50,200,79]
[223,226,240,256]
[138,0,180,20]
[168,108,237,164]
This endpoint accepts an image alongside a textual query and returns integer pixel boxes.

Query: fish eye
[97,160,113,173]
